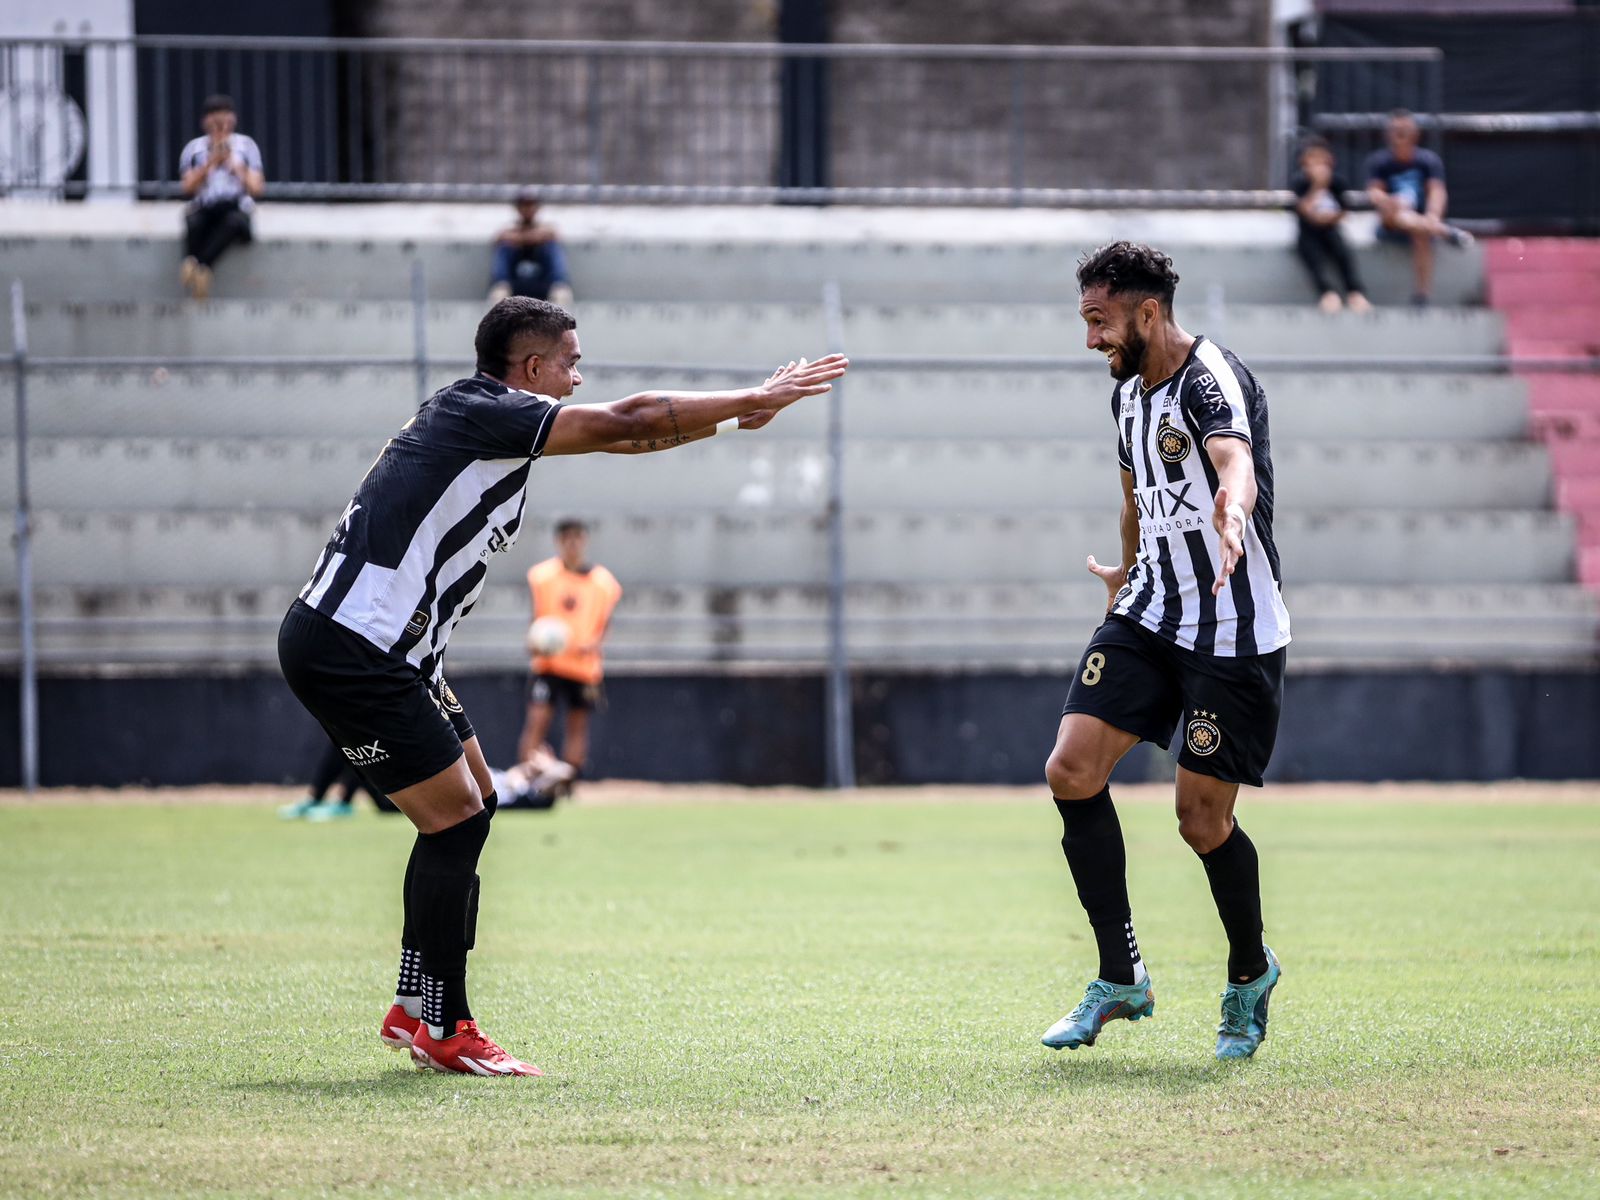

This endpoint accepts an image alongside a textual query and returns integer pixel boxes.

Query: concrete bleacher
[0,202,1593,671]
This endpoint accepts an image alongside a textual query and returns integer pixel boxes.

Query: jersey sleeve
[1111,385,1133,471]
[1419,148,1446,184]
[1362,149,1389,187]
[1182,366,1253,445]
[483,395,562,459]
[178,138,204,176]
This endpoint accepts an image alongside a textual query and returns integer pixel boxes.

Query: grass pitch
[1,783,1597,1199]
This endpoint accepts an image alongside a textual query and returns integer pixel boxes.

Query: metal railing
[2,35,1445,206]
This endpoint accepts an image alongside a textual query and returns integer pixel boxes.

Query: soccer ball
[526,616,571,656]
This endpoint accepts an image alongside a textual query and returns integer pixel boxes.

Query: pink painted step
[1533,410,1600,440]
[1508,333,1600,360]
[1546,438,1600,476]
[1557,475,1600,510]
[1527,376,1600,412]
[1487,238,1600,274]
[1506,309,1600,345]
[1489,274,1600,308]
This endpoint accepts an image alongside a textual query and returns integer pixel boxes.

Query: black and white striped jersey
[1108,336,1292,657]
[299,373,563,679]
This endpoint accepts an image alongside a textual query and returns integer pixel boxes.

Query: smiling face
[1079,284,1155,383]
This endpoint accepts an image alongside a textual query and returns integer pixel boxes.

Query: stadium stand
[0,205,1593,679]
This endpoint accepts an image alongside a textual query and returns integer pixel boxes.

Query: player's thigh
[1172,645,1286,788]
[279,605,471,813]
[1046,712,1139,798]
[1060,617,1185,750]
[459,736,494,803]
[388,753,484,834]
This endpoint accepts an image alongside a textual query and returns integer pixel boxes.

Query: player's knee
[1045,749,1101,801]
[1176,809,1228,853]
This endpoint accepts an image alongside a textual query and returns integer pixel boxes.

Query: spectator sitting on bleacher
[177,94,264,301]
[1290,137,1371,316]
[1364,110,1472,307]
[487,187,575,307]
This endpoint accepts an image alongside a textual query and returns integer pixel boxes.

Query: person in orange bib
[517,519,622,788]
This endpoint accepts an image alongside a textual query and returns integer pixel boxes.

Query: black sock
[1199,821,1269,984]
[1055,788,1142,987]
[409,808,491,1033]
[395,841,422,1006]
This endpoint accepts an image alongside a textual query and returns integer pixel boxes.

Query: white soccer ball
[526,616,571,656]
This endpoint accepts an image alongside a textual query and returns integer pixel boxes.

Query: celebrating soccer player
[1041,242,1291,1060]
[278,297,846,1076]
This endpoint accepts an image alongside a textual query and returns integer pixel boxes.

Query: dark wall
[1316,12,1600,231]
[2,667,1597,788]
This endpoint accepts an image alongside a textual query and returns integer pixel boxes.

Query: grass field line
[2,779,1598,809]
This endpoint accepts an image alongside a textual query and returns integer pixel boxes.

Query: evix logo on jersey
[1135,481,1205,538]
[342,740,390,766]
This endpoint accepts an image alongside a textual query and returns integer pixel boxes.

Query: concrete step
[1,509,1575,589]
[4,300,1506,362]
[0,437,1554,514]
[4,582,1591,670]
[2,366,1531,442]
[0,231,1488,307]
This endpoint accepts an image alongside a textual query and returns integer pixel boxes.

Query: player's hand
[738,409,778,431]
[1212,486,1247,596]
[1086,554,1128,610]
[758,354,848,410]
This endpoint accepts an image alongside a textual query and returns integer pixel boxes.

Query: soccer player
[1040,242,1291,1061]
[515,519,621,787]
[278,297,846,1076]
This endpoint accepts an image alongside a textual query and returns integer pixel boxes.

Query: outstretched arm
[542,356,847,457]
[1206,435,1257,597]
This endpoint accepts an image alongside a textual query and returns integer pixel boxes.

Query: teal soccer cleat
[1215,945,1281,1060]
[1042,976,1156,1050]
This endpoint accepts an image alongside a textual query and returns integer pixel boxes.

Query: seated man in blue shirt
[1364,109,1472,307]
[487,188,575,307]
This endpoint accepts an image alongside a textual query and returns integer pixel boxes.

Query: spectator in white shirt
[178,94,264,300]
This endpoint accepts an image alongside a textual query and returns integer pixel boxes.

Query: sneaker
[1215,945,1282,1061]
[305,801,354,822]
[411,1020,543,1077]
[486,281,512,304]
[1445,225,1475,248]
[548,282,576,308]
[1041,976,1156,1050]
[380,1002,421,1050]
[277,796,318,820]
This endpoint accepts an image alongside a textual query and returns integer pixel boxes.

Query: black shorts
[529,673,601,712]
[1061,614,1286,788]
[278,600,474,795]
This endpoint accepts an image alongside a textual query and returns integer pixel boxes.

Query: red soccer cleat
[379,1003,421,1050]
[410,1020,543,1077]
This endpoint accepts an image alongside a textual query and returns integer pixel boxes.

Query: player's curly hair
[1075,241,1180,308]
[474,297,577,378]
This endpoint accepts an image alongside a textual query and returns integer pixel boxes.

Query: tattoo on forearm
[626,395,694,452]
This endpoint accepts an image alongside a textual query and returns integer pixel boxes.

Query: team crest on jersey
[1156,415,1191,464]
[437,680,464,714]
[1185,710,1223,757]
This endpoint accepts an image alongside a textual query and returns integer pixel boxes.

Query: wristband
[715,417,740,436]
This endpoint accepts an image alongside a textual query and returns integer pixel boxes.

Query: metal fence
[2,36,1446,206]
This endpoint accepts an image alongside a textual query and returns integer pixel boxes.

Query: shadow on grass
[1026,1055,1218,1095]
[224,1070,441,1100]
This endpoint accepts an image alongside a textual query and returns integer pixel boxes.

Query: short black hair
[201,94,236,117]
[1298,134,1333,158]
[1389,108,1415,123]
[554,519,588,537]
[474,297,576,378]
[1076,241,1180,308]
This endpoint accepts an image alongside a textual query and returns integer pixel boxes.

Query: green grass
[2,788,1597,1198]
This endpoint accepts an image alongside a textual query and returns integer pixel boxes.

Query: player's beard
[1108,329,1148,382]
